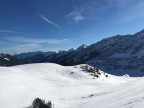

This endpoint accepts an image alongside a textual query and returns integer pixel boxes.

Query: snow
[3,57,10,61]
[0,63,143,108]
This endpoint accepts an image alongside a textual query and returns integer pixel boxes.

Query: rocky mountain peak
[76,44,88,50]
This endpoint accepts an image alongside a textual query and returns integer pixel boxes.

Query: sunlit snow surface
[0,63,143,108]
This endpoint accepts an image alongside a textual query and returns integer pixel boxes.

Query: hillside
[0,63,143,108]
[15,29,144,77]
[0,53,25,66]
[15,51,56,63]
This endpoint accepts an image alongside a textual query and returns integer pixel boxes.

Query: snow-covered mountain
[86,29,144,76]
[0,63,143,108]
[76,44,88,51]
[15,51,56,63]
[14,29,144,76]
[43,44,99,66]
[0,53,25,66]
[45,29,144,76]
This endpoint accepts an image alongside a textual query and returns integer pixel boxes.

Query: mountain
[42,44,99,65]
[0,53,25,66]
[76,44,88,51]
[14,29,144,76]
[14,44,98,66]
[87,29,144,76]
[0,63,143,108]
[15,51,56,63]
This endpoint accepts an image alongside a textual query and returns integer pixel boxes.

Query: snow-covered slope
[0,63,143,108]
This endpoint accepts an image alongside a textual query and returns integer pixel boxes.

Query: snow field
[0,63,143,108]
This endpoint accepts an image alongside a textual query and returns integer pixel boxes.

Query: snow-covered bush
[28,98,53,108]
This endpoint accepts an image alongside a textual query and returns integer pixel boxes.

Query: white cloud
[67,11,86,23]
[114,1,144,24]
[1,36,71,54]
[0,30,18,33]
[39,15,61,29]
[65,0,101,23]
[66,0,144,24]
[5,36,67,44]
[1,43,41,54]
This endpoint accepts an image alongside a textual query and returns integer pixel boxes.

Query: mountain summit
[76,44,88,51]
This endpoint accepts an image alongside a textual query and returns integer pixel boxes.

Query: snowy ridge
[0,63,142,108]
[14,29,144,76]
[15,51,56,63]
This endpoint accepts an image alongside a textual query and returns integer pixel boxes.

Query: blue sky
[1,0,144,54]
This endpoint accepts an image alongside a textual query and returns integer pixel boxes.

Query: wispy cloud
[0,30,18,33]
[65,1,101,24]
[5,36,68,44]
[110,0,144,24]
[1,43,41,54]
[66,0,144,24]
[66,11,86,23]
[1,36,72,54]
[39,15,61,29]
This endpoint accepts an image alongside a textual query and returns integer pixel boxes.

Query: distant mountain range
[15,44,99,65]
[15,51,56,63]
[1,29,144,76]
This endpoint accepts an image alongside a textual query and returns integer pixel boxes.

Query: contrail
[39,15,61,29]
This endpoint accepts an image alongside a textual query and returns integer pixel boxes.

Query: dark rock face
[0,53,25,66]
[15,51,56,63]
[43,46,99,66]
